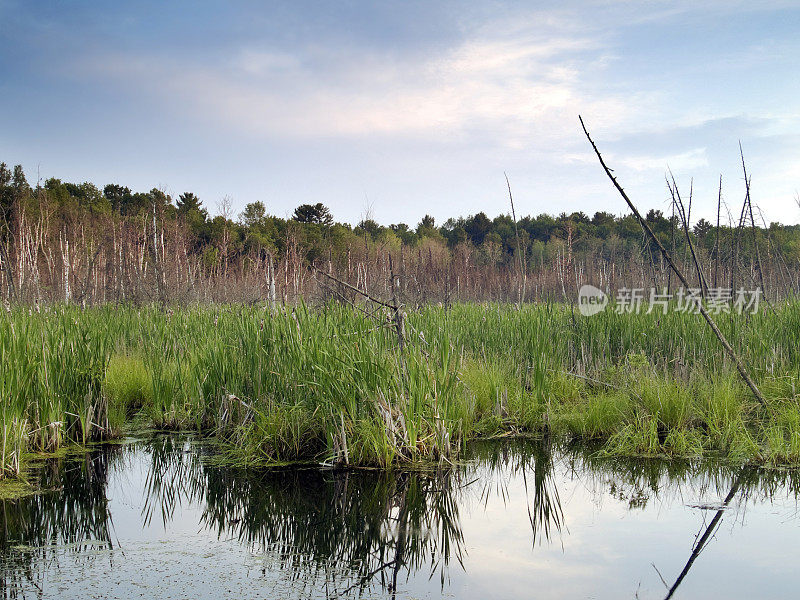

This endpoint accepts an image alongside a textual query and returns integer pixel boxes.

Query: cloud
[81,22,638,150]
[15,1,797,224]
[618,147,709,172]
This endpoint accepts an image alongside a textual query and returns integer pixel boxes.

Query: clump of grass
[103,354,152,433]
[0,476,35,500]
[554,391,632,440]
[760,397,800,464]
[458,357,527,436]
[224,401,325,465]
[1,415,28,479]
[605,417,662,457]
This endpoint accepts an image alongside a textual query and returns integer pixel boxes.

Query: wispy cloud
[3,1,798,224]
[618,147,709,172]
[81,22,638,149]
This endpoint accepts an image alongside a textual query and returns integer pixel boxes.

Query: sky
[1,0,798,226]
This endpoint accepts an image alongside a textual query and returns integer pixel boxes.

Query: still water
[1,436,798,599]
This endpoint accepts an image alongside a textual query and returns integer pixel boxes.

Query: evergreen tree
[293,203,333,225]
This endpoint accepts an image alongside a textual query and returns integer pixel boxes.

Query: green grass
[1,301,800,475]
[103,353,151,433]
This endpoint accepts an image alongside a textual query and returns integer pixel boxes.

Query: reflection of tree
[5,437,797,600]
[0,446,121,599]
[144,442,468,598]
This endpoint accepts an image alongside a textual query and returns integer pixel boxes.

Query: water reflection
[663,471,744,600]
[566,448,800,509]
[1,438,799,599]
[469,441,565,546]
[562,452,800,599]
[0,446,120,598]
[142,436,469,596]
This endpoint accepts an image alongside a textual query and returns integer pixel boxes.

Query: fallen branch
[314,264,406,352]
[579,116,765,406]
[314,266,397,311]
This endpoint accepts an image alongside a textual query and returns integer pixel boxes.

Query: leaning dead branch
[740,144,771,311]
[713,175,722,289]
[505,172,527,308]
[579,115,766,406]
[667,172,708,298]
[388,254,406,352]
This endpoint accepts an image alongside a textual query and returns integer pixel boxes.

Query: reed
[2,301,800,476]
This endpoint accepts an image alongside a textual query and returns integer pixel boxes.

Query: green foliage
[239,201,266,227]
[103,354,152,432]
[292,202,333,225]
[3,302,800,477]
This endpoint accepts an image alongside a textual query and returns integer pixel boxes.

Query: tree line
[0,161,797,306]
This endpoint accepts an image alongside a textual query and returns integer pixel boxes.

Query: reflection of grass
[3,302,800,474]
[565,441,800,512]
[139,435,468,595]
[0,435,566,599]
[0,444,121,594]
[467,439,565,546]
[4,434,800,598]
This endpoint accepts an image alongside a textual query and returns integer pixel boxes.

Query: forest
[1,161,797,306]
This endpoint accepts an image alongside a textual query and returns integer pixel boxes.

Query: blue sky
[1,0,798,225]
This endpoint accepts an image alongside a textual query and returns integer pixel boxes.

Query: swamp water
[1,437,798,599]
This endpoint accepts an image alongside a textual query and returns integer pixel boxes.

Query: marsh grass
[103,354,151,433]
[2,301,800,474]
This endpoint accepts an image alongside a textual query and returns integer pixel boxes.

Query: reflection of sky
[52,449,312,599]
[442,465,796,600]
[1,1,798,226]
[7,446,800,599]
